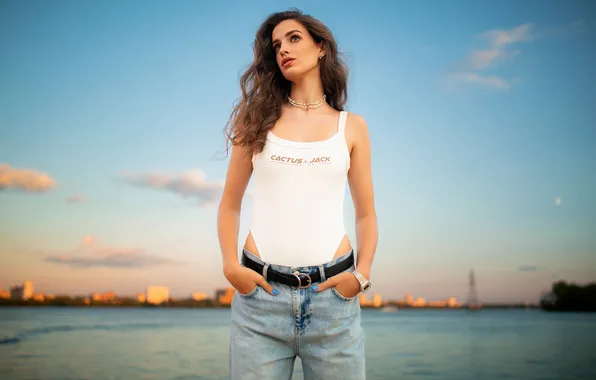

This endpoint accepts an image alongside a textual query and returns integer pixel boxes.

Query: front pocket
[237,285,260,299]
[331,286,357,302]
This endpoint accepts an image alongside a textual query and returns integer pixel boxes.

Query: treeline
[540,281,596,312]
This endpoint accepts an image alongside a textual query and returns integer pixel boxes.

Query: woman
[217,8,378,380]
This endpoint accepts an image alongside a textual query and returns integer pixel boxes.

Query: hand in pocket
[224,264,278,296]
[314,272,361,298]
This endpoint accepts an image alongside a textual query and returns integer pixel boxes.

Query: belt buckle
[292,271,312,288]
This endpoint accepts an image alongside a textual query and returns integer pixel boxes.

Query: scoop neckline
[266,130,340,148]
[266,110,345,148]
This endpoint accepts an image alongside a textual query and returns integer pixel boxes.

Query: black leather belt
[241,250,354,288]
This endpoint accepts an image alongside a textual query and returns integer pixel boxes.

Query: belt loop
[262,263,269,280]
[318,265,326,282]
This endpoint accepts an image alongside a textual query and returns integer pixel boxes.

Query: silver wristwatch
[351,270,371,292]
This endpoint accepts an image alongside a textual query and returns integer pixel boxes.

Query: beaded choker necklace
[287,94,326,109]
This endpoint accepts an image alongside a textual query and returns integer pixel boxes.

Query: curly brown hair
[223,9,349,158]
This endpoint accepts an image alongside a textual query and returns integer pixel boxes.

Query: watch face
[353,271,371,291]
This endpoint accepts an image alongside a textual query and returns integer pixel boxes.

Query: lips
[282,58,295,68]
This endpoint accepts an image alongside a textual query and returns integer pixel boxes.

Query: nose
[279,43,290,56]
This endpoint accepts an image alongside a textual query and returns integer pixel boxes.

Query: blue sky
[1,0,594,303]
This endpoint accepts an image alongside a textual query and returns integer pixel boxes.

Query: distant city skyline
[1,1,595,303]
[2,279,465,310]
[0,266,569,304]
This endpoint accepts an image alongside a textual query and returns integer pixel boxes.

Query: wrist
[355,265,370,280]
[351,269,372,292]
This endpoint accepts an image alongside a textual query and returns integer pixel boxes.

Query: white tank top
[249,111,350,267]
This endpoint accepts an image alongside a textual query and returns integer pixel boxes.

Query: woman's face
[271,19,323,81]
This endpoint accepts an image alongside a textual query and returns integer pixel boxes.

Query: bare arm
[347,113,378,281]
[313,113,378,295]
[217,143,253,273]
[217,142,277,295]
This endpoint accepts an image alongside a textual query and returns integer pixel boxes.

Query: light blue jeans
[229,249,366,380]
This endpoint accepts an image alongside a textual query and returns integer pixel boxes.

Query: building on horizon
[91,291,117,303]
[192,292,208,301]
[413,297,427,307]
[216,288,235,305]
[146,286,169,305]
[403,293,413,306]
[32,293,46,302]
[1,282,55,302]
[359,293,370,306]
[359,292,383,307]
[372,293,383,307]
[0,287,10,299]
[401,293,461,308]
[447,297,459,308]
[10,280,34,300]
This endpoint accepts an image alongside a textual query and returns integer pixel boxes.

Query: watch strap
[352,270,371,292]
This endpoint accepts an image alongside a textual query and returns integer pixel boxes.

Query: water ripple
[0,337,20,345]
[1,322,165,345]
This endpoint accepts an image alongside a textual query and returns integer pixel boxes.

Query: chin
[282,73,297,82]
[280,68,299,81]
[280,66,312,82]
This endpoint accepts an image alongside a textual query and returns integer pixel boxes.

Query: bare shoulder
[219,142,253,209]
[346,111,368,130]
[345,112,370,152]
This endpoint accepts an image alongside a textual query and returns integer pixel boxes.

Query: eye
[290,34,300,42]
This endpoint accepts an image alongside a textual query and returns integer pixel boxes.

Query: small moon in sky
[555,196,561,206]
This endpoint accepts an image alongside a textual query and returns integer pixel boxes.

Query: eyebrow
[272,30,302,45]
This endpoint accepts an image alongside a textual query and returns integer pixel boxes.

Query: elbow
[356,211,377,226]
[218,196,241,217]
[355,204,377,222]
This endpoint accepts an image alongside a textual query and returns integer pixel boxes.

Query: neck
[288,73,325,104]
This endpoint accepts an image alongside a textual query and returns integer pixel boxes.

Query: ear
[318,42,326,58]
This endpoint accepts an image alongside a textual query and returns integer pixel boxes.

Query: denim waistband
[242,248,354,280]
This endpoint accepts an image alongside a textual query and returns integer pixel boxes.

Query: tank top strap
[337,110,350,172]
[337,110,348,134]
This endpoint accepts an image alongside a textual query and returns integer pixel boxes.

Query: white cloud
[465,49,502,70]
[447,19,585,91]
[446,23,533,91]
[448,72,511,90]
[118,169,224,207]
[0,163,56,192]
[480,23,534,48]
[44,235,180,269]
